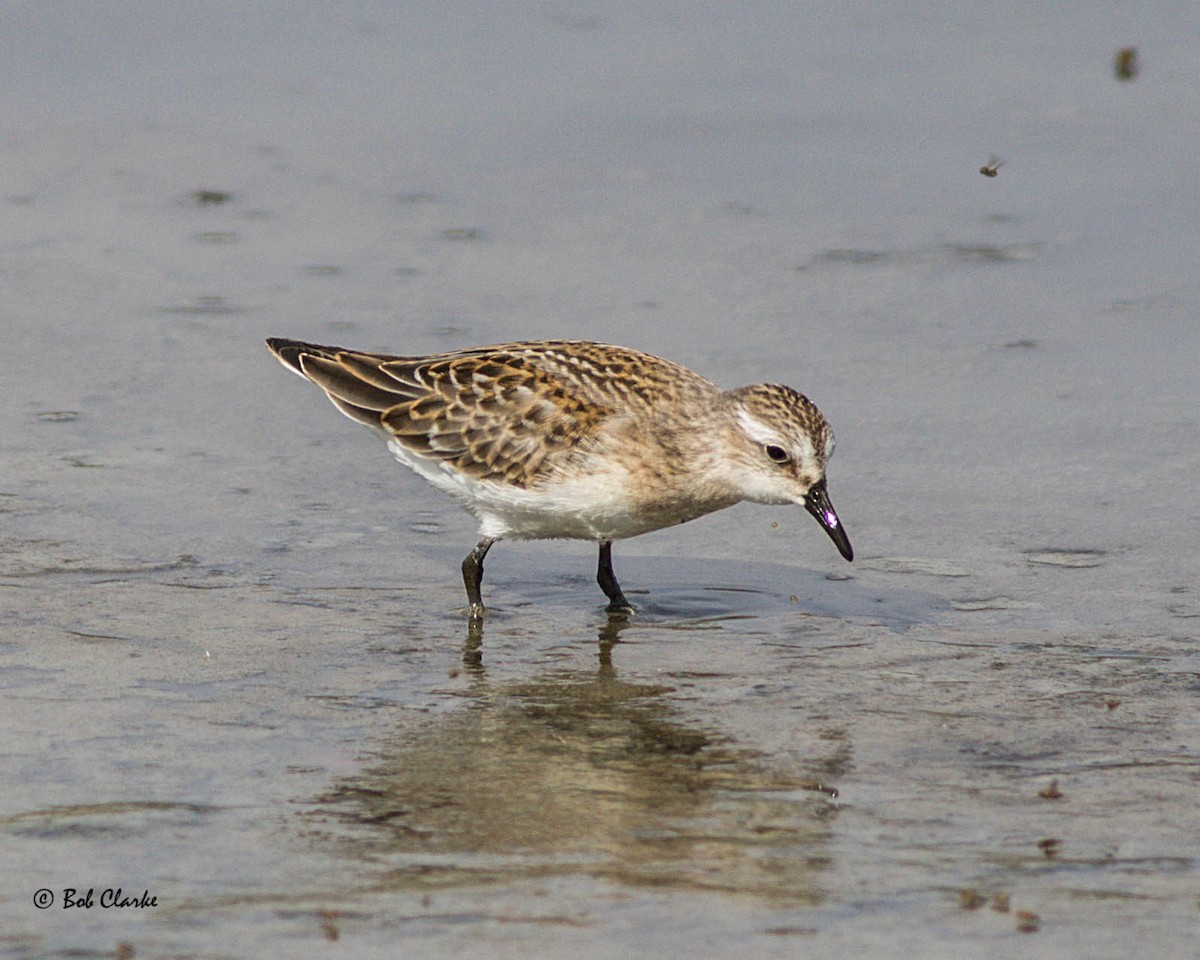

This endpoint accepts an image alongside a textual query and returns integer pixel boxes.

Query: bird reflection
[463,607,630,670]
[308,613,839,903]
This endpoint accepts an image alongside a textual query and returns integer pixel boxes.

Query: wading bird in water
[267,338,853,618]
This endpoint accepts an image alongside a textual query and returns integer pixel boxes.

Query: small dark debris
[1015,910,1040,933]
[1037,837,1062,857]
[958,889,986,910]
[318,908,340,942]
[1114,47,1139,81]
[979,157,1005,177]
[192,230,239,245]
[991,893,1011,913]
[1038,779,1064,800]
[443,227,486,241]
[191,189,234,206]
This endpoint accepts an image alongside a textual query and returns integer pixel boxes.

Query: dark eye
[765,444,789,464]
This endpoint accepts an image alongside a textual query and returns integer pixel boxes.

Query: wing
[266,339,707,488]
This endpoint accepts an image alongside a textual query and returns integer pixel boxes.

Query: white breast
[387,439,655,541]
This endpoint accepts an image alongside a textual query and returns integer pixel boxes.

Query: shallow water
[2,3,1198,958]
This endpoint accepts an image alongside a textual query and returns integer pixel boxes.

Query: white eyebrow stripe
[736,407,818,462]
[736,408,780,446]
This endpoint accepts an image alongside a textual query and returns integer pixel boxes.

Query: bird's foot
[604,596,634,617]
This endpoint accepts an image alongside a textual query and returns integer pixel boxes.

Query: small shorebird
[266,338,853,617]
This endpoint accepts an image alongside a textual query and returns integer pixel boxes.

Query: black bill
[804,478,853,562]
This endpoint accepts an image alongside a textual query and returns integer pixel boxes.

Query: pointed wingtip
[265,337,318,378]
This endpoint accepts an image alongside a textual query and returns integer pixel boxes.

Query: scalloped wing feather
[379,353,612,487]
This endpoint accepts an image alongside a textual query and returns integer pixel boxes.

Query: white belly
[386,439,713,541]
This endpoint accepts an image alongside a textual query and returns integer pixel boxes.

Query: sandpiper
[266,338,853,617]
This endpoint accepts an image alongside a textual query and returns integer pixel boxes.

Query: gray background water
[2,3,1197,957]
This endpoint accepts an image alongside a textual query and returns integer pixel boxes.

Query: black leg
[462,537,496,618]
[596,540,633,613]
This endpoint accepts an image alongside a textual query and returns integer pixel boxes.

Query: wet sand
[2,3,1198,957]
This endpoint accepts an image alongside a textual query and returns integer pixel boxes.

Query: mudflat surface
[2,4,1197,958]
